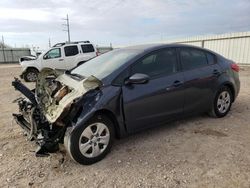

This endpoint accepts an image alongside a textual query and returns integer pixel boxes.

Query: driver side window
[44,48,61,59]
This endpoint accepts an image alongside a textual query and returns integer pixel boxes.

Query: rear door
[63,45,79,69]
[178,47,221,114]
[122,48,185,133]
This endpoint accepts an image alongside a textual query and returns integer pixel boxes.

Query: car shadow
[112,113,211,149]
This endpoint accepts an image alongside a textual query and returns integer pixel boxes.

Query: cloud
[0,0,250,49]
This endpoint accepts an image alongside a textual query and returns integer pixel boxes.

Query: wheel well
[26,67,39,73]
[94,109,121,139]
[223,83,235,102]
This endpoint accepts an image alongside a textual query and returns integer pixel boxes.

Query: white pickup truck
[20,41,98,82]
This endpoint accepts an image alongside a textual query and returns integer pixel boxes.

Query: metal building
[0,47,31,63]
[163,31,250,65]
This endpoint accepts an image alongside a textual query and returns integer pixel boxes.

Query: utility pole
[62,14,71,42]
[1,35,6,63]
[49,38,51,48]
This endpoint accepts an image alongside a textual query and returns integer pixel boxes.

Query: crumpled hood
[35,68,102,123]
[20,58,38,64]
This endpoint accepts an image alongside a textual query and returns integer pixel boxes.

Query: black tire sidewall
[24,69,38,82]
[213,86,232,118]
[68,114,114,165]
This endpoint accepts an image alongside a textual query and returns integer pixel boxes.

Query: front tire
[209,86,232,118]
[23,68,38,82]
[65,114,114,165]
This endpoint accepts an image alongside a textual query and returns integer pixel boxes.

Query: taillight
[96,52,98,56]
[231,63,240,72]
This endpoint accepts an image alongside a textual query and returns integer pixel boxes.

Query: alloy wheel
[78,122,110,158]
[27,72,37,82]
[217,91,231,114]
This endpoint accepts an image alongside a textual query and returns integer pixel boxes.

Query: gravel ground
[0,65,250,188]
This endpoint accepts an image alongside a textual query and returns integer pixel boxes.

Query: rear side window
[64,45,79,57]
[131,48,178,78]
[81,44,95,53]
[180,48,208,71]
[206,52,216,65]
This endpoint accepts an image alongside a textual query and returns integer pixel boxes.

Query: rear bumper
[236,80,240,98]
[233,73,240,100]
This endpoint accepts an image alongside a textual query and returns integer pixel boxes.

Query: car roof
[124,43,201,50]
[123,43,217,55]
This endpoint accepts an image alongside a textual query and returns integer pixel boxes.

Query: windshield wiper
[65,70,85,80]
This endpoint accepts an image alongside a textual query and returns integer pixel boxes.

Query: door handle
[166,80,183,91]
[213,69,220,76]
[172,80,183,87]
[59,59,64,61]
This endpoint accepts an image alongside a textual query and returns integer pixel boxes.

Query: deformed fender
[36,68,102,123]
[67,86,127,139]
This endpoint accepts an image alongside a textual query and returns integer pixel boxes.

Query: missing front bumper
[12,112,62,157]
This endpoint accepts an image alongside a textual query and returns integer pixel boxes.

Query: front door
[42,48,64,69]
[122,48,185,133]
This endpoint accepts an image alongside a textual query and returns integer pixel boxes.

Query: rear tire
[209,86,232,118]
[23,68,38,82]
[65,114,114,165]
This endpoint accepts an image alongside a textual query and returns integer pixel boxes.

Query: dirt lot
[0,64,250,188]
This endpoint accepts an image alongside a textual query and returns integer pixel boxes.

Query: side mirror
[43,54,48,60]
[125,73,149,85]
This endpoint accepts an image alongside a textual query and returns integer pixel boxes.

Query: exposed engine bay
[12,68,102,156]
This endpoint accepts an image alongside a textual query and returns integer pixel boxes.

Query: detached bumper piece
[13,113,31,135]
[12,113,63,157]
[13,113,67,157]
[12,78,66,157]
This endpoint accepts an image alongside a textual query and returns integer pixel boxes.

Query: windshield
[71,49,140,80]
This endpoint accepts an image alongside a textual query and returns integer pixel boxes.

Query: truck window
[44,48,61,59]
[81,44,95,53]
[64,45,79,57]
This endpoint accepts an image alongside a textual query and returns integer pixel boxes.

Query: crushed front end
[12,68,102,156]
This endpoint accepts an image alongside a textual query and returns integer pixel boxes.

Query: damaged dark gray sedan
[12,44,240,165]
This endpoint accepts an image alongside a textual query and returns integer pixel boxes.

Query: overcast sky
[1,0,250,50]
